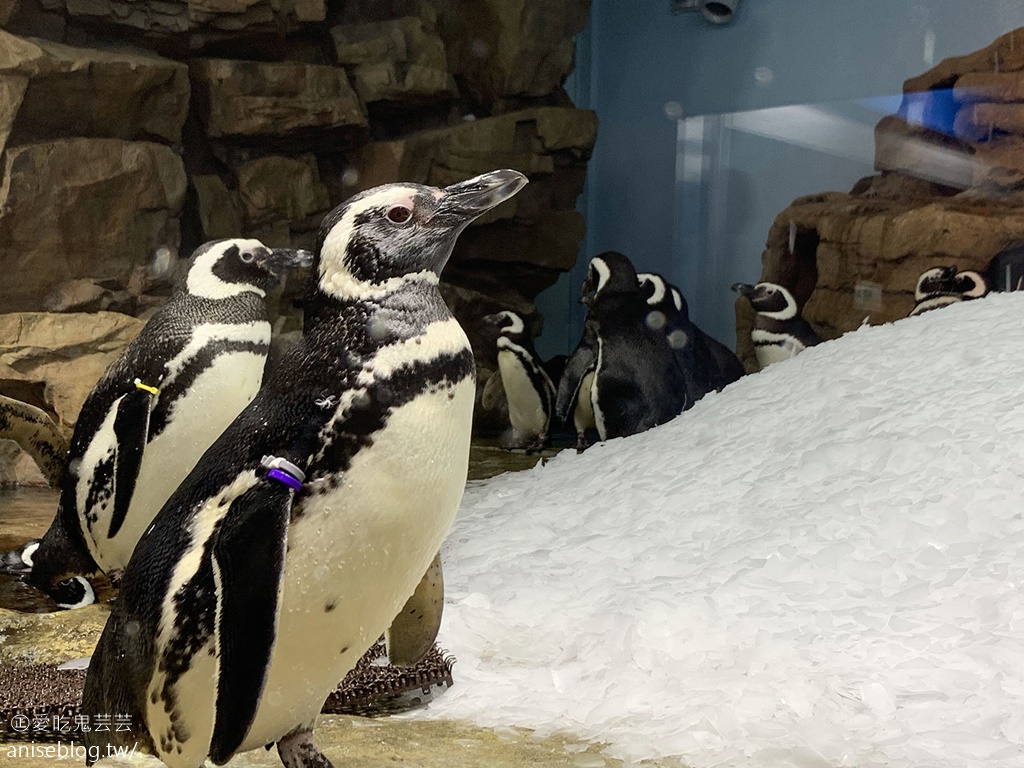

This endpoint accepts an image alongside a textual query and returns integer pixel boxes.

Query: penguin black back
[583,252,689,440]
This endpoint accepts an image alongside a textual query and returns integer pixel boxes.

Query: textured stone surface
[0,139,186,312]
[904,28,1024,94]
[236,154,330,228]
[43,0,325,35]
[190,58,366,140]
[439,0,591,107]
[191,173,244,241]
[0,31,189,155]
[0,312,144,431]
[331,16,457,105]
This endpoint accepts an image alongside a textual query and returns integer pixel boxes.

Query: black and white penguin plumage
[984,244,1024,292]
[555,318,598,452]
[20,239,310,609]
[909,266,988,317]
[732,281,822,368]
[579,252,689,441]
[82,169,528,768]
[484,310,556,452]
[637,272,744,400]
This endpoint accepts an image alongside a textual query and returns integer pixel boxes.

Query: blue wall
[536,0,1024,357]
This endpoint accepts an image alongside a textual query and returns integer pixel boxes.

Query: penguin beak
[432,169,529,225]
[731,282,756,299]
[262,248,314,275]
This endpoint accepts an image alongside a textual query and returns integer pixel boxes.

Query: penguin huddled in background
[637,272,745,400]
[732,281,822,368]
[484,310,557,452]
[568,251,688,442]
[984,243,1024,292]
[82,170,528,768]
[7,239,310,609]
[909,266,988,317]
[555,318,598,452]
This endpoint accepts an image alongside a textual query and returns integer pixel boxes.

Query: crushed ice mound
[422,293,1024,768]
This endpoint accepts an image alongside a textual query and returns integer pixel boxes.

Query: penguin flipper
[107,387,154,539]
[209,480,292,764]
[556,341,596,423]
[386,551,444,667]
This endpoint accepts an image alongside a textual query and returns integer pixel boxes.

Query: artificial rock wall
[0,0,596,460]
[737,27,1024,370]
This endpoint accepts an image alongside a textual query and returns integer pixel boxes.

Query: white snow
[421,293,1024,767]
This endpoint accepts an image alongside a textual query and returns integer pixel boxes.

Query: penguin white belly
[752,329,805,368]
[574,371,595,432]
[497,349,548,439]
[591,340,607,440]
[97,350,267,572]
[239,376,475,750]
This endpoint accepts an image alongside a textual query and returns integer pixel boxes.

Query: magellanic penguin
[732,281,822,368]
[637,272,745,401]
[556,317,598,452]
[909,266,988,317]
[16,240,310,610]
[579,251,689,442]
[82,169,528,768]
[483,310,556,452]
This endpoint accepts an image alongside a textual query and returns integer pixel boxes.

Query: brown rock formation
[743,27,1024,370]
[0,138,186,312]
[189,59,367,142]
[0,312,144,431]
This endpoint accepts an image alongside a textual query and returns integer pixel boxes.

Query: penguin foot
[277,728,334,768]
[574,433,591,453]
[524,434,548,455]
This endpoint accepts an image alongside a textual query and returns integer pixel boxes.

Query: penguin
[484,310,556,452]
[637,272,744,401]
[19,239,310,609]
[579,251,689,441]
[732,281,822,368]
[555,317,598,452]
[983,243,1024,292]
[82,169,528,768]
[909,266,988,317]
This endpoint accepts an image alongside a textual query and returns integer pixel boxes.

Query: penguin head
[313,169,528,303]
[25,524,102,610]
[954,270,988,299]
[636,272,691,318]
[914,266,959,301]
[483,310,527,340]
[183,238,312,300]
[731,281,798,319]
[581,251,640,306]
[914,266,988,302]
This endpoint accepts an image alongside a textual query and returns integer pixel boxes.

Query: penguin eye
[240,251,255,264]
[386,206,412,225]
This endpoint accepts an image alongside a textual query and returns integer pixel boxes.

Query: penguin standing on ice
[909,266,988,317]
[82,169,528,768]
[732,281,822,368]
[484,310,556,452]
[575,251,688,441]
[11,239,310,609]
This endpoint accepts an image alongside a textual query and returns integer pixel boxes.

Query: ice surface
[417,294,1024,767]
